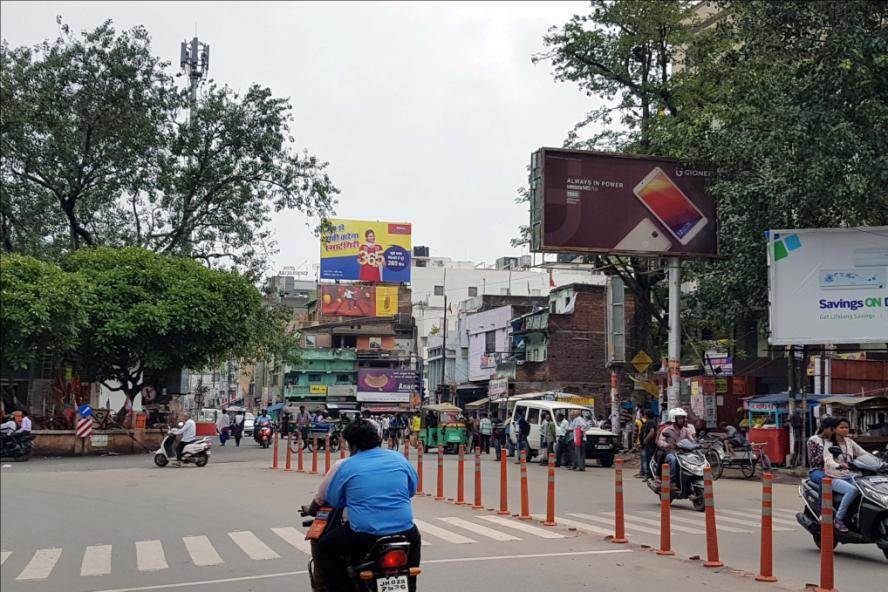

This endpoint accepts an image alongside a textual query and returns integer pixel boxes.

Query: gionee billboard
[320,219,412,283]
[529,148,717,258]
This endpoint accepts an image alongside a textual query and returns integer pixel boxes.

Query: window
[461,347,469,358]
[304,335,316,348]
[336,374,351,383]
[434,285,444,296]
[531,289,541,296]
[468,286,478,297]
[526,408,540,424]
[485,331,496,354]
[308,373,322,382]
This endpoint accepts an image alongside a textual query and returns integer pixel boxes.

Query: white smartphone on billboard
[614,217,672,253]
[632,167,708,245]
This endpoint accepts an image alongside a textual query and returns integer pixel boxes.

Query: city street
[1,441,883,592]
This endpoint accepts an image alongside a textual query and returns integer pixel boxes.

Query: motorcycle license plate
[376,575,409,592]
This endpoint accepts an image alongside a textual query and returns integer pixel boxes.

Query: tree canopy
[1,19,338,276]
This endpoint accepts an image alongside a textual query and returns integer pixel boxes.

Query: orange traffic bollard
[612,458,627,542]
[498,448,509,515]
[435,446,445,500]
[816,477,836,592]
[543,452,556,526]
[472,446,483,510]
[702,465,723,567]
[657,463,675,555]
[271,431,279,469]
[311,434,318,474]
[519,449,531,520]
[455,445,466,505]
[284,432,293,471]
[324,434,331,475]
[755,471,778,582]
[297,432,304,472]
[417,444,425,495]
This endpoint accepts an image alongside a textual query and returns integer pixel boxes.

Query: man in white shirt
[569,411,589,471]
[173,412,197,464]
[17,410,32,435]
[479,413,493,454]
[361,409,383,439]
[555,413,570,467]
[216,410,230,446]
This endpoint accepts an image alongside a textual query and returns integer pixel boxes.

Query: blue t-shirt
[325,447,417,535]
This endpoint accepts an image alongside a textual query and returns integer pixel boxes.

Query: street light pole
[667,257,681,411]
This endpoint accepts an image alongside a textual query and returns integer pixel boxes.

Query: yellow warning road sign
[631,351,653,374]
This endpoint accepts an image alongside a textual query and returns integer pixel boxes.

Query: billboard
[529,148,717,257]
[320,284,398,317]
[768,227,888,345]
[320,219,412,283]
[357,369,417,393]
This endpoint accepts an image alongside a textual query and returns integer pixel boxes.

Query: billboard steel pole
[667,257,681,411]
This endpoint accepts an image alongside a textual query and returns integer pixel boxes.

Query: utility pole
[439,269,448,404]
[180,36,210,118]
[666,257,681,411]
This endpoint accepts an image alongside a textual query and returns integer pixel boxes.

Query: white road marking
[1,550,10,566]
[637,511,752,533]
[271,527,312,555]
[16,548,62,580]
[81,550,632,592]
[228,531,280,560]
[668,510,795,532]
[413,519,477,544]
[81,544,113,576]
[437,517,521,541]
[183,536,223,566]
[531,514,617,537]
[603,512,705,534]
[568,513,660,535]
[729,509,801,528]
[477,515,564,538]
[136,540,168,572]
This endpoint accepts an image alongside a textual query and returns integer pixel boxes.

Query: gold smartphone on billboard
[632,167,708,245]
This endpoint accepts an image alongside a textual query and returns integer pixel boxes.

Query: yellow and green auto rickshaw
[419,403,466,454]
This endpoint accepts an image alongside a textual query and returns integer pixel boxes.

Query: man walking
[479,413,492,454]
[539,412,556,465]
[515,410,530,463]
[216,409,230,446]
[635,410,657,478]
[295,405,312,445]
[569,410,588,471]
[554,413,569,467]
[232,411,245,447]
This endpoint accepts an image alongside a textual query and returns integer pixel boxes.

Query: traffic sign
[78,404,93,417]
[631,351,653,373]
[641,381,660,397]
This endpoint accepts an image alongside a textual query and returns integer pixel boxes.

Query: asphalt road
[1,439,883,592]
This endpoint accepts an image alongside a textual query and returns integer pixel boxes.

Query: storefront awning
[465,397,490,409]
[267,402,285,412]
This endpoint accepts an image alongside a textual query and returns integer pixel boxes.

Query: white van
[508,400,618,467]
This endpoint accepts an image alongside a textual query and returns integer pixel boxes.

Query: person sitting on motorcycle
[171,412,197,465]
[314,419,421,591]
[656,408,695,491]
[807,417,839,484]
[825,417,868,532]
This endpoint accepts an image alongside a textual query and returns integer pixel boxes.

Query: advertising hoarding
[357,369,417,393]
[320,284,398,317]
[529,148,717,257]
[767,226,888,345]
[320,219,412,283]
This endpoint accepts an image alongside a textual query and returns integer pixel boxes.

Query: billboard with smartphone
[320,219,412,283]
[529,148,717,257]
[767,226,888,345]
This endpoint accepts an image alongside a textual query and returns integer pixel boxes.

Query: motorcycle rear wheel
[195,452,209,467]
[154,453,169,467]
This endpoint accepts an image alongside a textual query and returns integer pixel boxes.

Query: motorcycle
[796,447,888,561]
[300,504,419,592]
[0,432,33,462]
[154,427,212,467]
[646,439,708,512]
[257,425,273,449]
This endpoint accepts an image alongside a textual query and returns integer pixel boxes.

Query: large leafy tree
[1,19,337,275]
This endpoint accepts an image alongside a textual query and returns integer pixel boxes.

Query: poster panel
[320,219,411,282]
[320,285,398,317]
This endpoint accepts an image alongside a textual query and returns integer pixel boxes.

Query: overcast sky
[1,1,599,274]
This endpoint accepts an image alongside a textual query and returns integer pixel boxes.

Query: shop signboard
[320,219,412,283]
[488,377,509,401]
[320,284,399,317]
[767,226,888,345]
[529,148,717,258]
[309,384,328,394]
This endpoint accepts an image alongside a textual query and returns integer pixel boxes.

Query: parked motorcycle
[646,439,708,512]
[0,433,33,462]
[300,504,420,592]
[154,427,212,467]
[796,447,888,560]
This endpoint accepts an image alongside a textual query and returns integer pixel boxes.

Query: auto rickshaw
[419,403,466,454]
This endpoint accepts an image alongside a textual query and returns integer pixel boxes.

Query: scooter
[646,439,708,512]
[0,433,33,462]
[300,503,420,591]
[154,427,212,467]
[257,425,273,449]
[796,447,888,561]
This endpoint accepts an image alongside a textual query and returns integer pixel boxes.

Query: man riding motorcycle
[312,419,421,591]
[253,410,272,444]
[656,408,696,492]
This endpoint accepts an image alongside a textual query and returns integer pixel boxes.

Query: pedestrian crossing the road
[0,508,800,585]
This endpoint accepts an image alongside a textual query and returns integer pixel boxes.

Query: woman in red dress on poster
[358,229,383,282]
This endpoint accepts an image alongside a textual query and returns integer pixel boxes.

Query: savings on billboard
[320,219,412,282]
[529,148,717,258]
[767,226,888,345]
[320,284,398,317]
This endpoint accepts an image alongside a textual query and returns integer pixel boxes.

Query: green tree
[1,19,337,275]
[0,253,92,370]
[62,247,289,408]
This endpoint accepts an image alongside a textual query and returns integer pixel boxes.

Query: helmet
[667,408,688,423]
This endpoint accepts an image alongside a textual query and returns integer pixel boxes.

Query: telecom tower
[180,36,210,113]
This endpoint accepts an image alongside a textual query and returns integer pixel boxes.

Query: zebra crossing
[0,508,800,584]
